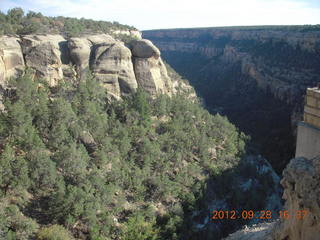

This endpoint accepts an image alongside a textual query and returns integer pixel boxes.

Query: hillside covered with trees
[0,8,136,37]
[0,70,281,239]
[0,9,282,239]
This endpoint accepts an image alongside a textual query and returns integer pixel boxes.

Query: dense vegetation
[0,8,136,37]
[0,70,252,239]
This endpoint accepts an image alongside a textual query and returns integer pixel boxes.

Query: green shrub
[37,225,73,240]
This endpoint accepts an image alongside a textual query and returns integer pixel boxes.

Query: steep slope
[143,26,320,172]
[0,71,281,240]
[0,32,280,240]
[0,10,283,240]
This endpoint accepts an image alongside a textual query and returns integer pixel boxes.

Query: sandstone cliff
[273,156,320,240]
[0,33,180,99]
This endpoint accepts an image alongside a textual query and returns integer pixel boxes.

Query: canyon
[143,26,320,172]
[1,20,320,238]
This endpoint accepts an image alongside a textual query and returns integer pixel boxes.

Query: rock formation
[0,36,25,87]
[272,157,320,240]
[92,42,138,99]
[0,33,176,99]
[131,39,173,95]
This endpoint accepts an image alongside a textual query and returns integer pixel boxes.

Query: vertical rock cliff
[0,33,176,99]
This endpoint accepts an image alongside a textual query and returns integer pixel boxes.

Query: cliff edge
[0,33,188,100]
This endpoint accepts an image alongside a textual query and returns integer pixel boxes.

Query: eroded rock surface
[131,40,172,95]
[92,42,137,98]
[272,157,320,240]
[131,39,160,58]
[0,34,176,98]
[68,37,91,74]
[0,36,25,86]
[20,35,70,86]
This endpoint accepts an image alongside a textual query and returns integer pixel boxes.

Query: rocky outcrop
[131,40,172,95]
[272,157,320,240]
[68,37,91,75]
[21,35,69,86]
[112,30,142,40]
[92,42,137,99]
[131,39,160,58]
[0,34,177,98]
[0,36,25,87]
[68,34,116,75]
[24,42,63,86]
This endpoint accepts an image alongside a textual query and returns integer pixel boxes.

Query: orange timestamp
[211,210,309,220]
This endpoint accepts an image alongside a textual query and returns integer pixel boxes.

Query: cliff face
[143,27,320,108]
[273,157,320,240]
[0,33,178,100]
[143,28,320,172]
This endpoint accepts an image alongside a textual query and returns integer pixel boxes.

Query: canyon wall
[0,33,181,101]
[143,27,320,172]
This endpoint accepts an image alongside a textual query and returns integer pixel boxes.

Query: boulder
[131,39,160,58]
[79,130,97,153]
[0,36,25,87]
[92,42,137,97]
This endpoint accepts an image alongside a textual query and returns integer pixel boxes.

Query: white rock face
[0,34,178,98]
[131,39,160,58]
[20,35,70,86]
[131,40,172,95]
[92,42,138,97]
[68,37,91,74]
[0,36,25,87]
